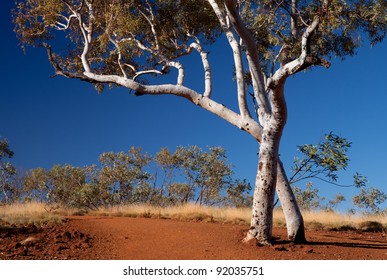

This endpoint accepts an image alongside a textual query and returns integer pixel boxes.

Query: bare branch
[43,43,97,84]
[267,0,330,89]
[207,0,252,120]
[139,2,160,52]
[82,71,262,141]
[133,70,164,81]
[168,61,185,86]
[109,35,127,78]
[51,14,76,30]
[224,0,270,123]
[290,0,299,38]
[188,35,212,98]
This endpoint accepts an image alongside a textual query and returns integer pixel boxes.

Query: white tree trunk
[245,81,288,245]
[245,126,279,245]
[276,159,306,243]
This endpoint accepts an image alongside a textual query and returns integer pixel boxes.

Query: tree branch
[82,71,262,141]
[43,43,96,83]
[109,35,127,78]
[188,35,212,98]
[224,0,270,121]
[267,0,330,89]
[207,0,252,120]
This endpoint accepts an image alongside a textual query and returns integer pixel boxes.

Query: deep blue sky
[1,2,386,211]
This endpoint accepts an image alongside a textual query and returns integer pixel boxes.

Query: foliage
[352,187,387,214]
[291,132,352,185]
[292,182,323,210]
[0,139,17,204]
[13,0,220,84]
[225,179,252,208]
[19,145,247,210]
[325,193,346,211]
[98,147,152,205]
[13,0,387,84]
[290,132,385,213]
[23,167,50,202]
[154,145,234,206]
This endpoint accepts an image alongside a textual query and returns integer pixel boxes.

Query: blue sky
[1,2,386,211]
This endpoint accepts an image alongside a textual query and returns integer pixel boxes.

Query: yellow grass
[301,210,387,230]
[88,203,253,224]
[0,202,66,226]
[1,202,386,231]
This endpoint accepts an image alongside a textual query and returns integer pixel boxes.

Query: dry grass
[301,210,387,231]
[1,202,386,232]
[0,202,67,226]
[89,204,253,224]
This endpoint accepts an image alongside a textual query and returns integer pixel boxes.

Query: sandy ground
[1,216,386,260]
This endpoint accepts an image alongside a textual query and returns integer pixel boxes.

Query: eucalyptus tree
[14,0,387,245]
[98,147,152,205]
[0,139,17,204]
[156,145,233,206]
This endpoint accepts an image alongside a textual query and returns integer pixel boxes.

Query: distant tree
[225,179,253,208]
[167,182,193,206]
[23,167,50,202]
[292,182,323,211]
[0,139,17,204]
[14,0,387,244]
[195,146,233,206]
[157,146,234,206]
[46,164,96,209]
[325,193,346,211]
[154,147,183,205]
[98,147,152,205]
[352,187,387,214]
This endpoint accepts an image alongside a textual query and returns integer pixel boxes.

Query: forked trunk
[245,83,288,246]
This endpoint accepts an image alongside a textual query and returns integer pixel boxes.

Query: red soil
[1,216,386,260]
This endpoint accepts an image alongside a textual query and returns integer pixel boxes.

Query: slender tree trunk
[276,159,306,243]
[245,83,288,245]
[245,126,281,245]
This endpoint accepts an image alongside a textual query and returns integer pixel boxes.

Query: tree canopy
[14,0,386,88]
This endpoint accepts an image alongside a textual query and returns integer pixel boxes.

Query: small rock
[303,247,314,254]
[21,236,40,247]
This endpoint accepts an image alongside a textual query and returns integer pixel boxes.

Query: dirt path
[1,216,387,260]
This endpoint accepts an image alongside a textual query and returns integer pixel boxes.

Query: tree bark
[276,159,306,243]
[245,130,279,245]
[245,81,288,245]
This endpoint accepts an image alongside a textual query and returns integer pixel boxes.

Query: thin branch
[207,0,252,120]
[188,35,212,98]
[290,0,299,38]
[109,35,127,78]
[267,0,330,89]
[42,43,97,84]
[133,70,164,81]
[224,0,269,120]
[139,1,160,52]
[292,175,355,188]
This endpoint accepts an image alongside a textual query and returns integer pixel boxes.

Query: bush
[357,221,385,232]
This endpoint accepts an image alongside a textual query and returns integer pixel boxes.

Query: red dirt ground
[1,216,386,260]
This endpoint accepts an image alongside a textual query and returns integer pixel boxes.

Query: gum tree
[0,139,17,204]
[14,0,386,245]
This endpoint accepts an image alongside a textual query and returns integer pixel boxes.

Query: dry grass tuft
[0,202,67,226]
